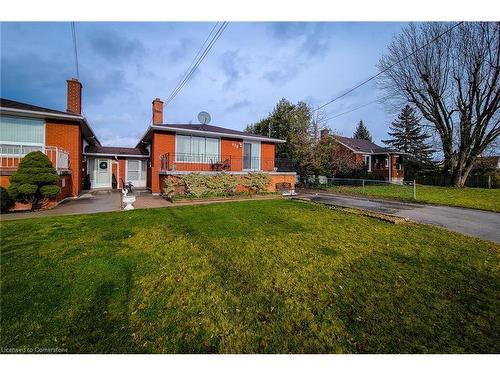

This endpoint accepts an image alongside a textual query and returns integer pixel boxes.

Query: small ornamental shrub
[0,186,12,212]
[243,172,271,194]
[8,151,61,210]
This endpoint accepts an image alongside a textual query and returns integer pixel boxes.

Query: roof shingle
[0,98,80,117]
[84,145,149,156]
[333,135,392,154]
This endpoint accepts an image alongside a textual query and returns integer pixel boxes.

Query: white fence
[0,146,70,171]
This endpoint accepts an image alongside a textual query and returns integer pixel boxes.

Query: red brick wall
[261,142,275,171]
[57,174,73,200]
[0,175,11,188]
[221,137,243,171]
[150,131,175,193]
[45,120,82,196]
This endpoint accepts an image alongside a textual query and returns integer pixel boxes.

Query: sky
[1,22,407,147]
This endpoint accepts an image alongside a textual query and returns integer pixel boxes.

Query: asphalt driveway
[297,192,500,243]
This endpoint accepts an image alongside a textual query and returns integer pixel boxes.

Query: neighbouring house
[472,156,500,172]
[0,79,99,206]
[0,79,295,208]
[323,131,406,183]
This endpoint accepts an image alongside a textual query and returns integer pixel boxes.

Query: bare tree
[378,22,500,186]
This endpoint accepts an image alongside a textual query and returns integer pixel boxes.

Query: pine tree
[383,105,434,163]
[8,151,61,210]
[353,120,372,141]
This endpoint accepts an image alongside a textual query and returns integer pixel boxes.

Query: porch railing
[0,146,70,171]
[159,153,295,173]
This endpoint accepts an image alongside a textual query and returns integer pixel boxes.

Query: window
[395,156,402,170]
[0,116,44,155]
[363,155,371,172]
[175,135,220,163]
[385,157,389,168]
[243,142,261,170]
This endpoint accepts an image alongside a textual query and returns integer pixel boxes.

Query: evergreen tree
[246,98,315,176]
[8,151,61,210]
[353,120,372,141]
[383,105,434,162]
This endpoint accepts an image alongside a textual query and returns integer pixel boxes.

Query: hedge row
[163,172,272,199]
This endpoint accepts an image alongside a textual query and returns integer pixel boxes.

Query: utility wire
[164,22,229,107]
[313,21,464,113]
[324,95,393,122]
[164,22,220,105]
[70,22,80,80]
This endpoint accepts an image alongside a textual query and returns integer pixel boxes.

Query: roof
[84,145,149,156]
[473,156,500,170]
[333,135,397,154]
[0,98,101,146]
[138,123,286,147]
[0,98,78,116]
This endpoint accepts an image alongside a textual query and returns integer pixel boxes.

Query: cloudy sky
[1,22,407,146]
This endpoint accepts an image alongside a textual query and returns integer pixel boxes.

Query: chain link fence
[298,177,417,200]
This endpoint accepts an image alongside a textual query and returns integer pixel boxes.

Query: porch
[367,153,404,183]
[159,152,295,173]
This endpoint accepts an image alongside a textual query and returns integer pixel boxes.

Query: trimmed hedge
[163,172,272,200]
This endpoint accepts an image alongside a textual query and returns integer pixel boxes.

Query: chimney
[66,78,82,114]
[152,98,164,124]
[320,129,329,139]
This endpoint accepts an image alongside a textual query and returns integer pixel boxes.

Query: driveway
[297,192,500,243]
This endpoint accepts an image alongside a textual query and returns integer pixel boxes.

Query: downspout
[387,153,391,182]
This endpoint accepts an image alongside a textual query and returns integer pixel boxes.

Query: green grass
[1,200,499,353]
[325,184,500,212]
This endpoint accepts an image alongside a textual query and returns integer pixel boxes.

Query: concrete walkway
[0,190,123,221]
[297,192,500,244]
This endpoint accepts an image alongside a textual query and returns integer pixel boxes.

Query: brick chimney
[152,98,164,124]
[320,129,330,139]
[66,78,82,114]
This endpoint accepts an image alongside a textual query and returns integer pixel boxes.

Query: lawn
[325,183,500,212]
[1,199,499,353]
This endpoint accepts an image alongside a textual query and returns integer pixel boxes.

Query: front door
[94,158,111,188]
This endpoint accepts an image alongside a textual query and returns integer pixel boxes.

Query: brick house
[0,79,295,204]
[0,79,99,203]
[329,133,406,183]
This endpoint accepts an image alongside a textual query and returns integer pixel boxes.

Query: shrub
[182,173,209,197]
[8,151,61,210]
[163,176,178,199]
[243,172,271,194]
[206,172,239,196]
[0,186,12,213]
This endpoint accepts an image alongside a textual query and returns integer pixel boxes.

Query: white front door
[126,159,147,187]
[94,158,112,188]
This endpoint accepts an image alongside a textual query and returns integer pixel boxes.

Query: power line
[313,21,464,113]
[70,22,80,79]
[164,22,229,107]
[323,95,392,122]
[164,22,220,105]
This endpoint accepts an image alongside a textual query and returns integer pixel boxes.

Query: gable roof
[138,123,285,147]
[333,135,393,154]
[0,98,101,146]
[84,145,149,157]
[0,98,78,116]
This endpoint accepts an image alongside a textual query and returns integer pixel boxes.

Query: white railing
[0,146,70,171]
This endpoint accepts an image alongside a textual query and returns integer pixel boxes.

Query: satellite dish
[197,111,211,124]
